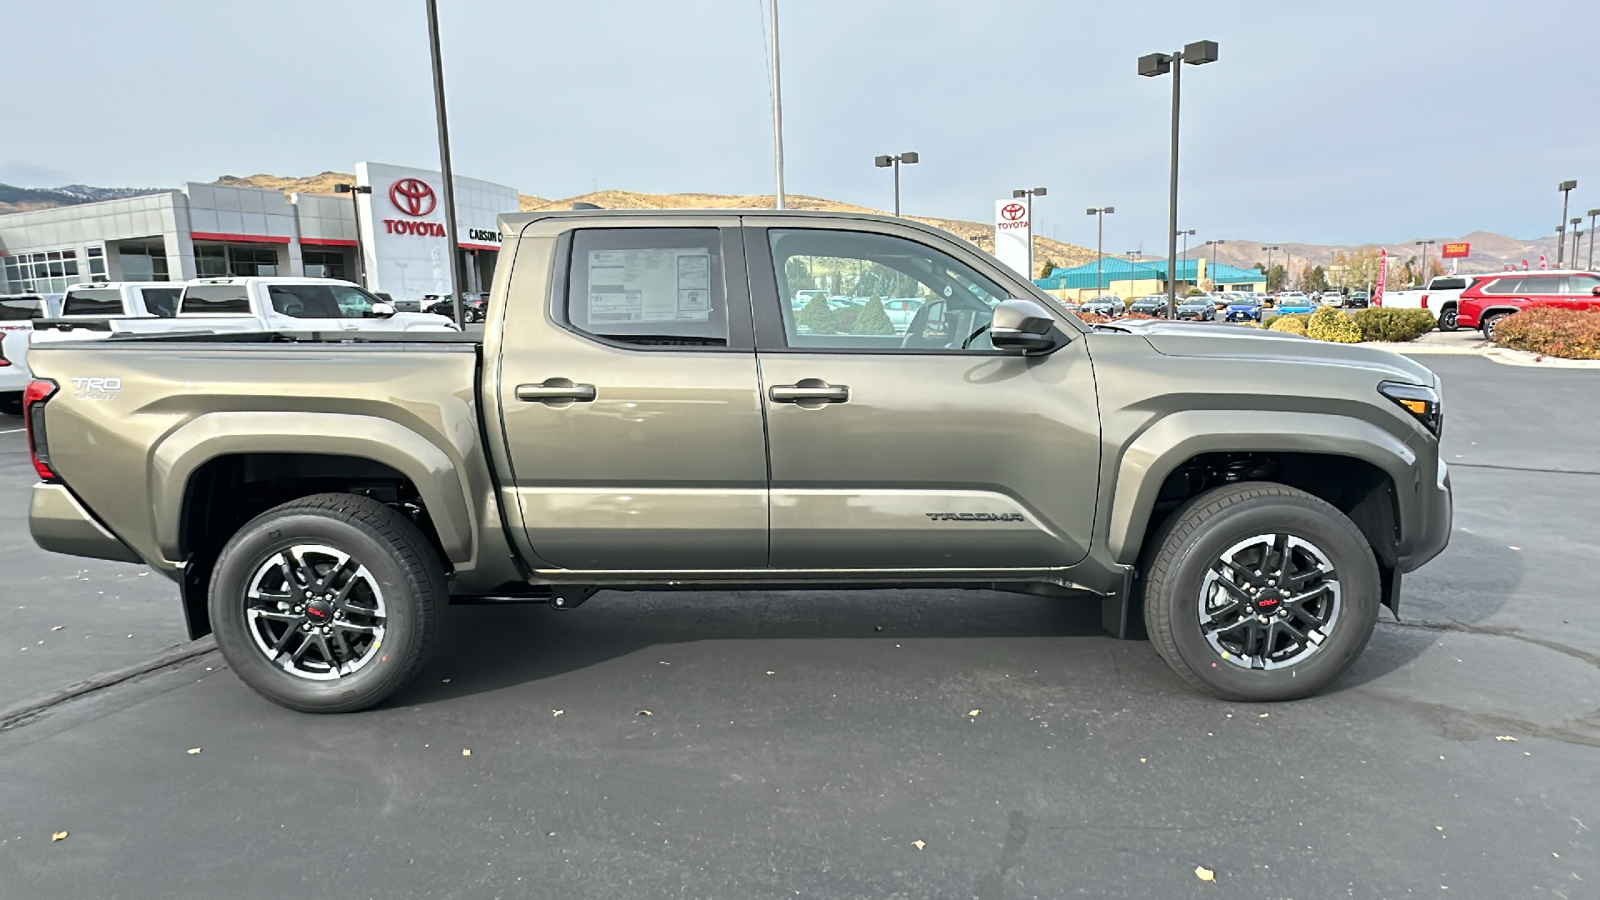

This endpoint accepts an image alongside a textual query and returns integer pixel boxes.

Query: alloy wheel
[244,544,387,681]
[1197,533,1341,670]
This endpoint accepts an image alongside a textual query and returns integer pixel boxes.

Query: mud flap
[1381,566,1401,621]
[180,555,215,640]
[1100,566,1139,640]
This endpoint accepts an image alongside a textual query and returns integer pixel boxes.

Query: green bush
[1492,307,1600,359]
[832,306,862,332]
[851,295,896,335]
[1306,306,1362,343]
[1351,307,1436,342]
[796,295,837,334]
[1267,313,1308,335]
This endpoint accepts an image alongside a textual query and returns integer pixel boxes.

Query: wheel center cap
[1253,593,1283,614]
[306,600,333,622]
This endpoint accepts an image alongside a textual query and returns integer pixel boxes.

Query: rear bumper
[29,483,142,564]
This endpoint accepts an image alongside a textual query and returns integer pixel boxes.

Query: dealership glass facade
[118,242,171,281]
[302,250,346,279]
[3,249,80,294]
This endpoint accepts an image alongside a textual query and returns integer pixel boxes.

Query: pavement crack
[975,811,1029,900]
[0,638,217,733]
[1451,462,1600,477]
[1380,619,1600,670]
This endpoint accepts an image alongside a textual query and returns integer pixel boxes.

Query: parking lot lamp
[1557,180,1577,266]
[1571,217,1583,267]
[1012,187,1047,275]
[873,152,918,216]
[1139,40,1219,318]
[425,0,464,325]
[332,183,372,288]
[1588,209,1600,269]
[1204,239,1225,290]
[1176,229,1196,292]
[1415,239,1435,286]
[1263,245,1280,291]
[1087,206,1114,294]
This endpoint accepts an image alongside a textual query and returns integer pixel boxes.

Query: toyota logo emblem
[389,178,437,217]
[1000,203,1026,222]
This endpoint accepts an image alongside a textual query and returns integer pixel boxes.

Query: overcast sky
[5,0,1597,251]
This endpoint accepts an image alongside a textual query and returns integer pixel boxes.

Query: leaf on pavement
[911,840,926,850]
[186,747,201,755]
[1495,735,1518,741]
[968,710,981,718]
[1195,865,1215,882]
[51,831,68,842]
[552,709,564,717]
[637,710,653,716]
[461,748,471,757]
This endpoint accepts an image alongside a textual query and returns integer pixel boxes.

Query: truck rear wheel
[1141,482,1380,702]
[209,493,443,713]
[1437,304,1458,332]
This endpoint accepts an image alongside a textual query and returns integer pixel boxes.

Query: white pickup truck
[1,293,63,416]
[1376,275,1483,332]
[32,277,457,344]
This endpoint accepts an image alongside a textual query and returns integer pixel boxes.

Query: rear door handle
[516,379,597,403]
[769,381,849,404]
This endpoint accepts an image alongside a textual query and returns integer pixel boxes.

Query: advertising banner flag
[1373,247,1387,306]
[1539,254,1548,269]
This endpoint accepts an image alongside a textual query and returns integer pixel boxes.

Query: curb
[0,638,217,732]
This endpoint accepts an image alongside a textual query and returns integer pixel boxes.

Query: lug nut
[293,605,303,614]
[301,623,311,631]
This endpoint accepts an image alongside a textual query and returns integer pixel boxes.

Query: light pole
[767,0,786,208]
[1176,228,1195,293]
[873,152,919,216]
[1139,39,1220,318]
[333,183,372,288]
[1263,245,1280,292]
[1571,217,1583,267]
[425,0,464,325]
[1588,208,1600,269]
[1012,187,1047,276]
[1204,238,1226,291]
[1126,250,1142,299]
[1415,239,1435,286]
[1087,206,1114,295]
[1557,179,1577,266]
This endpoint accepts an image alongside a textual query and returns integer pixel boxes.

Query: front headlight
[1378,381,1442,436]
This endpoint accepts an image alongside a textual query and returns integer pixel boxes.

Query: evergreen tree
[796,294,837,334]
[852,294,896,335]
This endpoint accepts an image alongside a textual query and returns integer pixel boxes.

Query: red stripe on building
[458,241,500,251]
[190,232,292,244]
[300,237,358,247]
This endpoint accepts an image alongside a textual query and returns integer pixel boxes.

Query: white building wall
[354,161,519,302]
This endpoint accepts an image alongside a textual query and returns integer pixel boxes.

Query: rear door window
[1481,277,1525,294]
[1521,275,1564,295]
[180,284,252,315]
[1429,277,1467,291]
[62,288,126,316]
[564,228,733,347]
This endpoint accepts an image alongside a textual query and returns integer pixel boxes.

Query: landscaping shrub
[1267,313,1308,335]
[1306,306,1362,343]
[796,294,837,334]
[1075,311,1109,324]
[1351,307,1436,343]
[1492,307,1600,359]
[851,295,896,335]
[831,306,862,332]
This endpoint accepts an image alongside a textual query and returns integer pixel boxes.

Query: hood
[1098,319,1439,385]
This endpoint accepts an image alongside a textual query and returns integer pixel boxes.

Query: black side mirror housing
[990,298,1065,354]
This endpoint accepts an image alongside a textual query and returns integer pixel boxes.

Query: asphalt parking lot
[1,353,1596,899]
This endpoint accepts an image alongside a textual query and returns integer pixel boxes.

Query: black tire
[1437,304,1458,332]
[209,493,443,713]
[1141,482,1380,702]
[1481,312,1508,341]
[0,393,21,417]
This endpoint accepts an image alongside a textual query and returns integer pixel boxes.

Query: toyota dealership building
[0,161,520,303]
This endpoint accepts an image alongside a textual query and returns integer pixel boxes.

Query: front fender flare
[150,412,475,564]
[1106,409,1416,565]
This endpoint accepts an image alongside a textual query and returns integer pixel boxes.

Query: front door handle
[770,380,849,404]
[516,379,597,403]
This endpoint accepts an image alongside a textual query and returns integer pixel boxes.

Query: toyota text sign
[994,199,1032,277]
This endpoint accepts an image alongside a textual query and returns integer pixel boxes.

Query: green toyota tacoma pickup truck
[23,210,1452,712]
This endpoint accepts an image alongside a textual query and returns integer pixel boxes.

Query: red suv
[1457,270,1600,339]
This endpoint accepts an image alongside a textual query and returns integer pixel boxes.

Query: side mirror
[1591,286,1600,296]
[990,298,1064,354]
[369,301,397,318]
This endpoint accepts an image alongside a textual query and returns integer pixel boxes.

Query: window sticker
[587,249,713,323]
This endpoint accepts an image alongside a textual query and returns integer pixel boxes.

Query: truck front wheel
[1141,483,1380,702]
[208,493,443,713]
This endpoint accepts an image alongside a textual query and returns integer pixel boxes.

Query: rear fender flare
[150,412,474,564]
[1107,410,1416,565]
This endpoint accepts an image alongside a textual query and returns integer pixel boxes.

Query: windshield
[267,284,383,319]
[63,288,125,317]
[0,298,44,321]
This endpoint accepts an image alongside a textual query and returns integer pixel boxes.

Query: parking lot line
[0,428,24,434]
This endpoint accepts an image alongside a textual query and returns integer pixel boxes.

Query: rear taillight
[1420,295,1429,309]
[24,379,58,482]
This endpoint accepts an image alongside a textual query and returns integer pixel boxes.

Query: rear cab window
[139,287,181,317]
[180,284,252,315]
[0,298,44,321]
[62,288,126,317]
[563,228,732,347]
